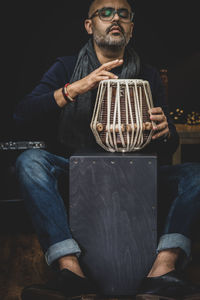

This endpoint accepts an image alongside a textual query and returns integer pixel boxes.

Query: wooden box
[69,153,157,296]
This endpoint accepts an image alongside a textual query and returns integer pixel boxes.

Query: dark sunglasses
[89,7,134,23]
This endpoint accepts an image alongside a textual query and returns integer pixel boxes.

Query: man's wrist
[66,82,79,99]
[54,89,68,108]
[62,83,76,102]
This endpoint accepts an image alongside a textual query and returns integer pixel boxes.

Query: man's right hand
[67,59,123,99]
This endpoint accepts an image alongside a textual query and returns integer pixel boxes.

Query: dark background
[0,0,199,232]
[1,0,200,140]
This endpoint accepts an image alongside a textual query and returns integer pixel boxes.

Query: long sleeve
[13,56,77,145]
[14,60,68,124]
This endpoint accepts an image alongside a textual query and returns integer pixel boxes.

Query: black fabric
[58,39,140,153]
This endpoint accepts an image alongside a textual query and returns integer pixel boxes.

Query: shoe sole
[136,294,177,300]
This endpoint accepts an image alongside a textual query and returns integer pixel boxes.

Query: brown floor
[0,233,200,300]
[0,233,50,300]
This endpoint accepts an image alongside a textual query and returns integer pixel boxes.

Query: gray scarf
[58,39,140,153]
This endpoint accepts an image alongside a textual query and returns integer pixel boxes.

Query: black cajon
[69,153,157,296]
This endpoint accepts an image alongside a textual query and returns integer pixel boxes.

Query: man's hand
[149,107,170,140]
[67,59,123,98]
[54,59,123,108]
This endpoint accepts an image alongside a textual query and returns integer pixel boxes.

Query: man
[14,0,200,299]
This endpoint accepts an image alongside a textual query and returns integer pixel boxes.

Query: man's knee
[180,162,200,189]
[16,149,50,182]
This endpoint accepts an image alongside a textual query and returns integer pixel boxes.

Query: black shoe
[21,268,97,300]
[136,270,200,300]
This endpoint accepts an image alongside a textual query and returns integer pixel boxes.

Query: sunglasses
[89,7,134,23]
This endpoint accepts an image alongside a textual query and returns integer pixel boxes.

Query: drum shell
[91,79,154,152]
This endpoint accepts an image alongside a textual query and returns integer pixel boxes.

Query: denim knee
[160,162,200,239]
[15,149,52,184]
[179,162,200,192]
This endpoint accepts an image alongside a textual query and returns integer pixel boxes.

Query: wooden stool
[69,153,157,296]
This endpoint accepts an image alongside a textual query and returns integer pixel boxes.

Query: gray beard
[93,32,127,51]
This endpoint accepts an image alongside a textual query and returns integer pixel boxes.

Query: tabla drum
[90,79,155,152]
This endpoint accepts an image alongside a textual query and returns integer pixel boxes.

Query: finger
[90,71,116,85]
[90,76,111,89]
[149,107,163,114]
[152,128,169,140]
[96,76,110,81]
[150,114,166,122]
[99,70,118,79]
[99,59,123,71]
[153,121,168,131]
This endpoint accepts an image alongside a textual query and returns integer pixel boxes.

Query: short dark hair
[88,0,135,17]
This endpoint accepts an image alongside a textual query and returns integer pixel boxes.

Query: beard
[92,24,131,51]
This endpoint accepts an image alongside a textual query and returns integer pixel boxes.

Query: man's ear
[85,19,93,35]
[130,22,134,38]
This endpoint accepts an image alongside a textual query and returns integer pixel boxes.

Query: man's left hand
[149,107,170,140]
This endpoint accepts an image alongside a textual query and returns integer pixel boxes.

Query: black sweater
[14,55,179,164]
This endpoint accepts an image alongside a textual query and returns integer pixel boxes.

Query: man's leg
[137,162,200,299]
[16,149,96,298]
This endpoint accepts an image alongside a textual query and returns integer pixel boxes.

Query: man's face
[86,0,134,51]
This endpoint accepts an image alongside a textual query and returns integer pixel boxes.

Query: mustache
[106,23,124,34]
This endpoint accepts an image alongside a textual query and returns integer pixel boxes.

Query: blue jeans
[16,149,200,266]
[157,163,200,260]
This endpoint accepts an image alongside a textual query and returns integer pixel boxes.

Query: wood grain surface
[0,151,199,299]
[69,154,157,296]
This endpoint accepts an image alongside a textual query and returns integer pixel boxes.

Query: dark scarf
[58,39,140,153]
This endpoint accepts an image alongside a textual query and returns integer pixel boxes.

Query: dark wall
[134,1,200,113]
[1,0,200,139]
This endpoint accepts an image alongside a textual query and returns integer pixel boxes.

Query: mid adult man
[14,0,200,299]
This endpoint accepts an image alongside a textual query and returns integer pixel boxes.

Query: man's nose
[112,11,120,22]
